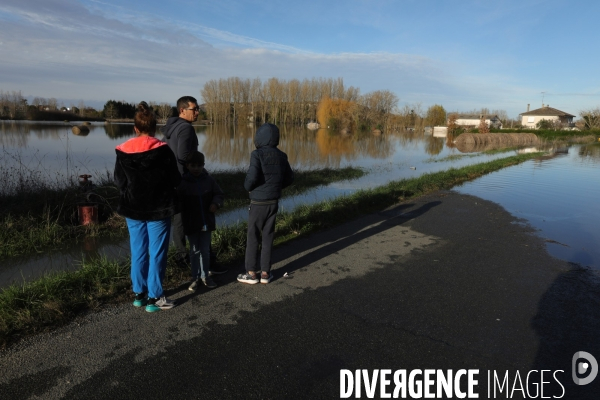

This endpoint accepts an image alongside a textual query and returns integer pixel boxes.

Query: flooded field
[1,121,599,286]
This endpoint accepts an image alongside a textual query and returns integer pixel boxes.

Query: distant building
[452,114,502,129]
[519,105,575,128]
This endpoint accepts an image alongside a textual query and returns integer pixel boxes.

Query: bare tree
[157,103,173,122]
[200,76,398,128]
[47,98,58,111]
[580,107,600,130]
[32,97,44,108]
[1,90,25,119]
[78,100,86,117]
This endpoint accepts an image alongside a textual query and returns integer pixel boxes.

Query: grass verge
[0,152,542,348]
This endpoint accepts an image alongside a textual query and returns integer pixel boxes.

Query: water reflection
[200,124,394,169]
[456,147,600,270]
[103,123,136,139]
[425,136,444,155]
[2,121,402,176]
[578,143,600,162]
[0,121,73,147]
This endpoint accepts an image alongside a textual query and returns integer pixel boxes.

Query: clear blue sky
[1,0,598,118]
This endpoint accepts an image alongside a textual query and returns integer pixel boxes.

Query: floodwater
[1,121,599,288]
[456,144,600,270]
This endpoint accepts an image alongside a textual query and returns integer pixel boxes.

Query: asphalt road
[1,191,599,399]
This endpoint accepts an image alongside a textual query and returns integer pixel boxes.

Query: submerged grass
[0,167,364,259]
[212,166,365,210]
[0,257,130,342]
[0,152,543,348]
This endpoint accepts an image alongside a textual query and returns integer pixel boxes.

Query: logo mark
[572,351,598,385]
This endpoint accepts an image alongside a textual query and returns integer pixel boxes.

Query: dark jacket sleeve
[177,182,198,235]
[166,148,182,188]
[282,159,294,190]
[114,153,127,191]
[244,150,264,192]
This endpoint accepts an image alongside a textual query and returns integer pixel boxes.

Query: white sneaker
[145,296,175,312]
[188,280,198,291]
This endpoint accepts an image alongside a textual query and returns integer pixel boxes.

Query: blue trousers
[126,217,171,299]
[187,231,211,280]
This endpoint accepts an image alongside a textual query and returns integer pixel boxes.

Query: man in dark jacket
[160,96,199,268]
[238,123,294,284]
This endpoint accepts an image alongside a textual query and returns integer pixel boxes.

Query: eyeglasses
[185,107,200,112]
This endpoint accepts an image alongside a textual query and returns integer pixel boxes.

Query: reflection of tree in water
[315,129,356,166]
[201,124,393,169]
[578,143,600,162]
[0,121,30,147]
[1,122,77,147]
[102,123,135,139]
[201,124,254,168]
[425,136,444,155]
[392,129,423,146]
[360,132,392,161]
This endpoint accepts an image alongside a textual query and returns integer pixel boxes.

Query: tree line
[198,78,512,133]
[4,87,600,131]
[200,77,401,129]
[0,91,103,121]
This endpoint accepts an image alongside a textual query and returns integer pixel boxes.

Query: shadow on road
[213,200,441,287]
[531,265,600,399]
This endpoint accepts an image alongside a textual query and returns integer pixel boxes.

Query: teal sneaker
[133,293,147,307]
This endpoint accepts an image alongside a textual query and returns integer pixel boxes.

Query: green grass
[427,154,473,162]
[464,128,600,142]
[0,167,365,259]
[0,151,544,348]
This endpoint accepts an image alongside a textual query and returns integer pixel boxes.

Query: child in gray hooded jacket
[238,123,294,284]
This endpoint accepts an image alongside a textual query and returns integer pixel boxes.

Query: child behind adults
[237,123,294,284]
[114,102,181,312]
[177,151,224,290]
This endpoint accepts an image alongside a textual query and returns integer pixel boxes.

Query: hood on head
[115,136,166,154]
[254,123,280,149]
[160,117,186,139]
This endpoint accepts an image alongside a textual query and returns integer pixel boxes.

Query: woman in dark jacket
[114,102,181,312]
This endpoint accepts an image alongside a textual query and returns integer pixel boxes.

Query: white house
[519,105,575,128]
[452,114,503,129]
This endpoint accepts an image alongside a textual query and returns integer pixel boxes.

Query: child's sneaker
[133,293,147,307]
[188,279,198,291]
[260,273,273,284]
[145,296,176,312]
[202,277,217,289]
[237,272,259,284]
